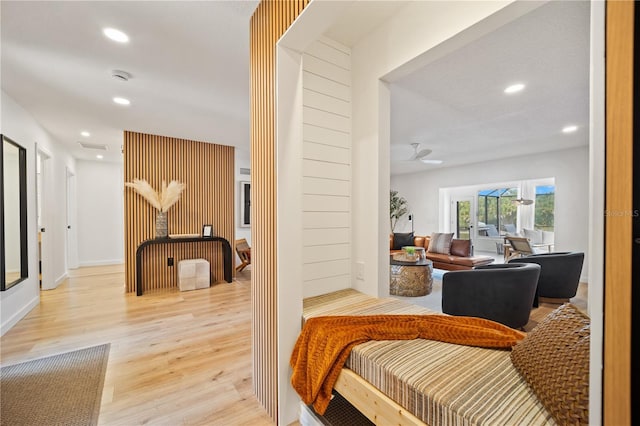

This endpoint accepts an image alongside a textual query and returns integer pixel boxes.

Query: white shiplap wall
[301,37,351,298]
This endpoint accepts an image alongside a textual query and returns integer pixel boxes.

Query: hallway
[0,265,272,425]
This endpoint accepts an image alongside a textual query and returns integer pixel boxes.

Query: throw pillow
[427,232,454,254]
[392,232,414,250]
[523,228,543,244]
[449,239,471,257]
[510,303,590,425]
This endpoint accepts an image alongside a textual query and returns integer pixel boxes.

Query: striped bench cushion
[302,289,555,426]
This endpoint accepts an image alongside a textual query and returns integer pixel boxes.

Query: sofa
[390,233,494,271]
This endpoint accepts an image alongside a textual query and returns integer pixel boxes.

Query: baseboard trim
[78,259,124,267]
[1,295,39,336]
[55,273,68,287]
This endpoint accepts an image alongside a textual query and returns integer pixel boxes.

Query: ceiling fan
[405,143,443,165]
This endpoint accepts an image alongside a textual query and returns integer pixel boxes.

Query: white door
[66,167,78,270]
[36,147,54,290]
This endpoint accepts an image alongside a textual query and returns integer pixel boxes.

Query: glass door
[451,197,473,240]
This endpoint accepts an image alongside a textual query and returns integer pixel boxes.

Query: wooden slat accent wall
[123,131,234,293]
[604,1,633,423]
[249,0,309,420]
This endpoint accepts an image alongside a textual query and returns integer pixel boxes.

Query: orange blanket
[290,315,525,415]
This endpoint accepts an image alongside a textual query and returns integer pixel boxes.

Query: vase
[156,211,168,238]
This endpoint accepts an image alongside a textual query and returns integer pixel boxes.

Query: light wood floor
[0,265,274,426]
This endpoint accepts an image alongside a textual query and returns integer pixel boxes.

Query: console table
[136,236,232,296]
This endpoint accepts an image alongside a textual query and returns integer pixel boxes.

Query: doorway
[36,147,53,289]
[451,197,473,240]
[66,167,78,270]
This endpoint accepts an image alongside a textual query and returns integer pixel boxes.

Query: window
[534,185,555,231]
[477,187,518,236]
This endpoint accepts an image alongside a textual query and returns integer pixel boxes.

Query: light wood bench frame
[334,368,426,426]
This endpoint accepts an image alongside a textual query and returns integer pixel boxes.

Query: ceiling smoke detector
[112,70,131,82]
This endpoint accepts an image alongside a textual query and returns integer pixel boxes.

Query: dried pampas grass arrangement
[125,179,186,212]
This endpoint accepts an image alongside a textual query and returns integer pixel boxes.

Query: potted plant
[390,190,408,232]
[402,246,418,261]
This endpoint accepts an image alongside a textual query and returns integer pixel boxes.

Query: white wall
[301,37,352,298]
[350,0,533,298]
[276,43,305,424]
[1,90,75,335]
[75,159,124,266]
[391,146,590,279]
[275,33,352,422]
[277,1,605,424]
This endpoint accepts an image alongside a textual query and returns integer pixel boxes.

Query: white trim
[587,1,605,424]
[276,43,305,426]
[0,295,39,336]
[53,272,68,288]
[78,259,124,267]
[299,402,323,426]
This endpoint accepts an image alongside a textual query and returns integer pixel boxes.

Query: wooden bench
[301,289,554,426]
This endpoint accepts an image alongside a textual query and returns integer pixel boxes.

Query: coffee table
[389,256,433,297]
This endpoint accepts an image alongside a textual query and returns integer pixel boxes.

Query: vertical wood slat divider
[123,131,234,293]
[250,0,309,421]
[604,1,633,424]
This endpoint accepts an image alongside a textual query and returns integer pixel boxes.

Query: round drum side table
[389,257,433,297]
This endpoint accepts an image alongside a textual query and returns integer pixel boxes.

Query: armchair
[503,236,552,261]
[507,252,584,303]
[441,263,541,329]
[235,238,251,272]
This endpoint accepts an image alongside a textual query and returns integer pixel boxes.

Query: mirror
[1,134,28,291]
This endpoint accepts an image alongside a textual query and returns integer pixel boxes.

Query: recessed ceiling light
[103,28,129,43]
[504,83,525,94]
[96,154,104,159]
[113,97,130,105]
[562,125,578,133]
[81,131,90,137]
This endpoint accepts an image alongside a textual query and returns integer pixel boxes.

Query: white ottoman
[178,258,210,291]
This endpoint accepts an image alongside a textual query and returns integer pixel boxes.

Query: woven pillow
[510,303,590,425]
[427,232,454,254]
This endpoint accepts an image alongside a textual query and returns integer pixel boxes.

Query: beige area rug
[0,343,110,426]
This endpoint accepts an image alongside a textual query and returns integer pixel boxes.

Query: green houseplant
[390,190,408,232]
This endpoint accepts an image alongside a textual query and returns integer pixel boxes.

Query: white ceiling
[1,1,590,171]
[389,0,591,175]
[1,0,258,162]
[323,1,408,47]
